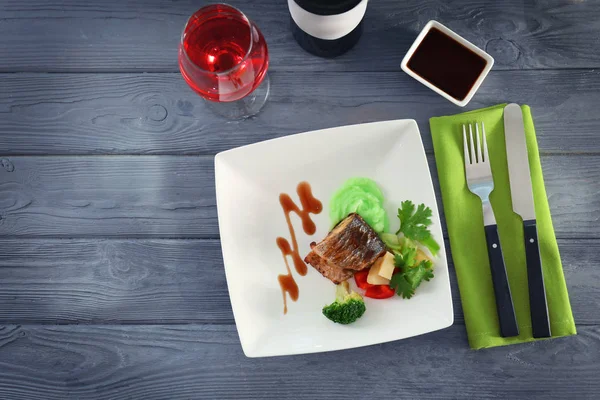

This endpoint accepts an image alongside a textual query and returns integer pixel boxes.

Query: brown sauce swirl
[277,182,322,314]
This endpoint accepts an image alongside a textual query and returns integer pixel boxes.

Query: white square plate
[215,119,453,357]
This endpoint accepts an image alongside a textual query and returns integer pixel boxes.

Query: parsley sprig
[395,200,440,256]
[389,259,434,299]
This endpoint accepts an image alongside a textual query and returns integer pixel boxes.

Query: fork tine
[463,124,470,164]
[482,121,489,163]
[476,123,483,163]
[469,124,476,164]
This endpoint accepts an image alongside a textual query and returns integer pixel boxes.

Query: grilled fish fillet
[312,213,386,271]
[304,213,387,283]
[304,251,354,284]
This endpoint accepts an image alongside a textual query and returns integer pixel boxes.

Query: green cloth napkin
[430,104,576,349]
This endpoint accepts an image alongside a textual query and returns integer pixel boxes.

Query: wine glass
[178,4,270,119]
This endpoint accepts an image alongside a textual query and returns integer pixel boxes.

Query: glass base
[205,73,270,120]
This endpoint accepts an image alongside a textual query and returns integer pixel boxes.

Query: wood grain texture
[0,239,231,324]
[0,156,217,238]
[1,70,600,155]
[0,155,597,238]
[0,238,596,325]
[0,0,597,397]
[0,324,597,400]
[1,0,599,72]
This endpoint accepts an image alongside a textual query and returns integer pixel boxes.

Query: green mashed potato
[329,177,389,233]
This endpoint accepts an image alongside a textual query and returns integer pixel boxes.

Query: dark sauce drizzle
[277,182,322,314]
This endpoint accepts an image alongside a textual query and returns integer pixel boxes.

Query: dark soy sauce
[407,28,487,101]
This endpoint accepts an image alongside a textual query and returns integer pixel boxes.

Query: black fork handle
[484,224,520,337]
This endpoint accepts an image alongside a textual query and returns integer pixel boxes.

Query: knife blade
[504,103,551,338]
[504,103,535,220]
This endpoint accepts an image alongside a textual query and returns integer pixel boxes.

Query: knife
[504,103,551,338]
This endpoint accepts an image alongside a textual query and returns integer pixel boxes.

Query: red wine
[184,17,250,73]
[179,5,269,102]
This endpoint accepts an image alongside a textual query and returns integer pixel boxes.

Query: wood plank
[0,156,217,238]
[0,238,595,325]
[1,0,599,72]
[0,155,597,238]
[0,324,597,399]
[0,239,231,324]
[1,70,599,155]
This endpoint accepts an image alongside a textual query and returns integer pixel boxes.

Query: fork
[463,122,519,338]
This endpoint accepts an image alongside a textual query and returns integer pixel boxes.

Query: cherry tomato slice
[364,284,395,299]
[354,269,374,290]
[354,269,395,299]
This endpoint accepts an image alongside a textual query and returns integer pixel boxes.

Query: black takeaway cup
[288,0,368,57]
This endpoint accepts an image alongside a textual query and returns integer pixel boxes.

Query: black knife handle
[484,224,519,337]
[523,220,551,338]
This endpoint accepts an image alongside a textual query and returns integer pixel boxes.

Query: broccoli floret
[322,281,366,324]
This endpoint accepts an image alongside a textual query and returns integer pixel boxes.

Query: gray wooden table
[0,1,598,399]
